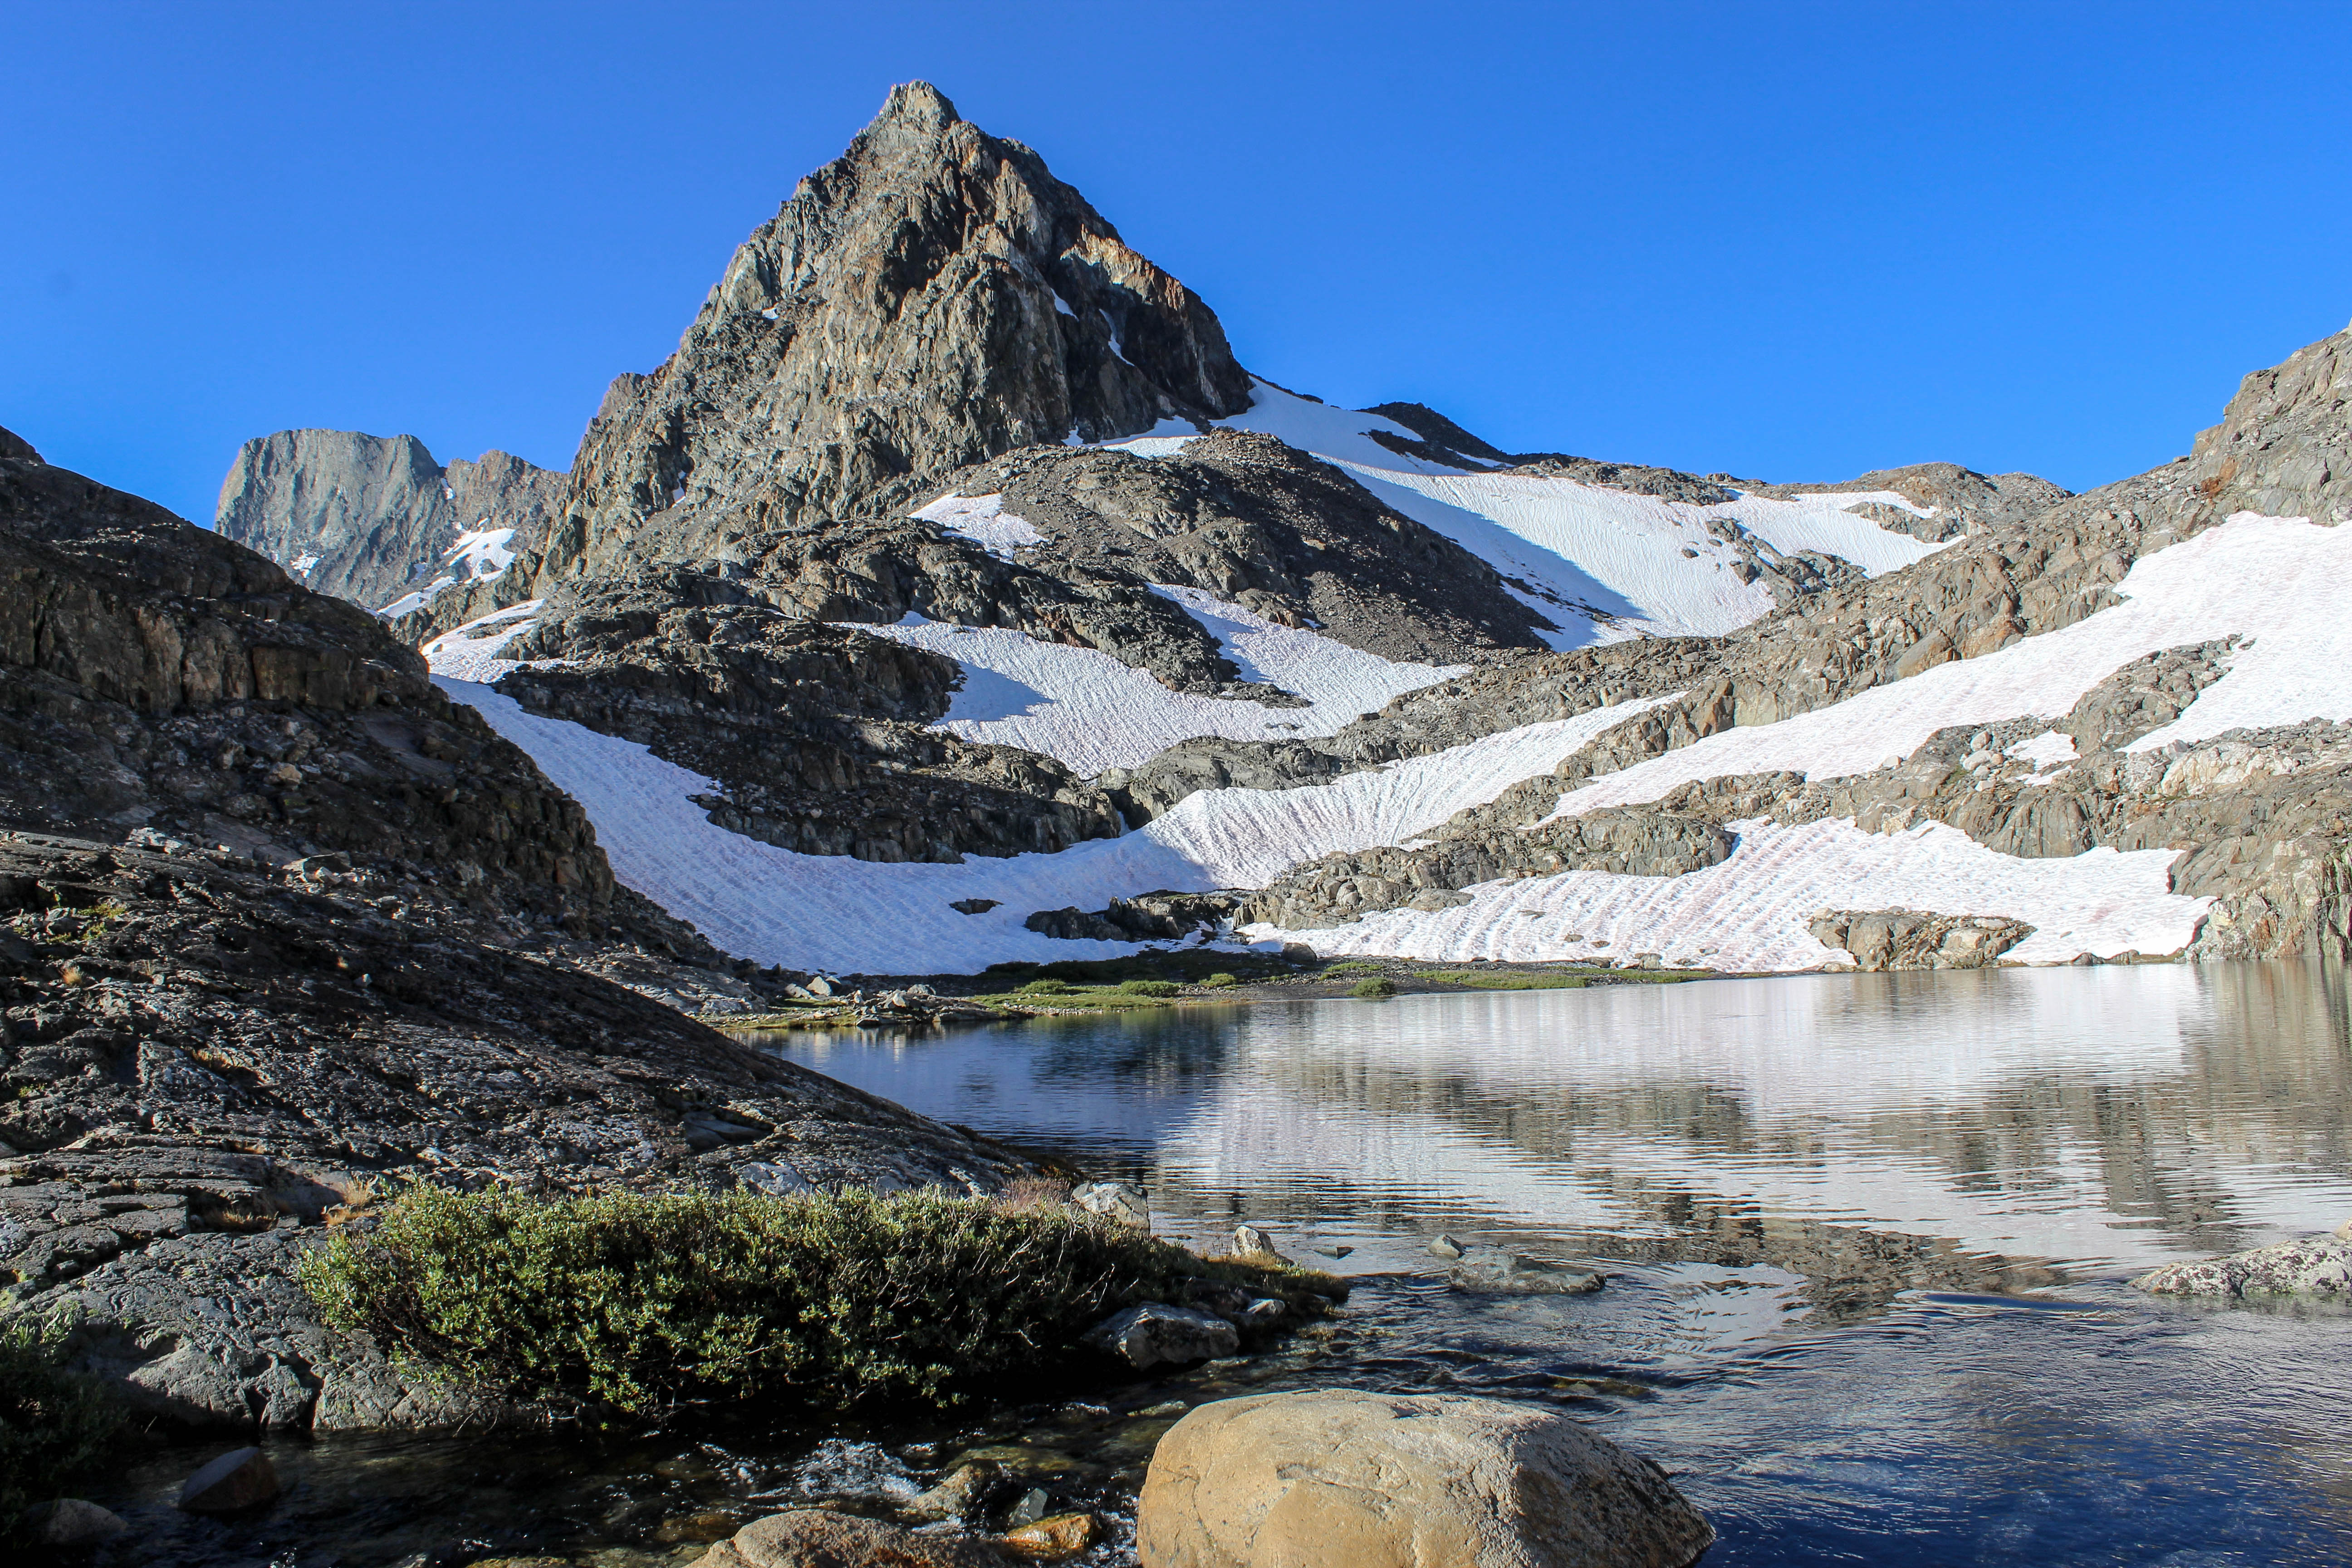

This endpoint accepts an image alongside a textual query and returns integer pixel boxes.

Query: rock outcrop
[1807,910,2035,971]
[1136,1389,1715,1568]
[2131,1224,2352,1298]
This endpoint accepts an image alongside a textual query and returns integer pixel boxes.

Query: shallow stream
[92,962,2352,1566]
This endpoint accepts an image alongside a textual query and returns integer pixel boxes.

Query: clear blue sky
[7,1,2349,524]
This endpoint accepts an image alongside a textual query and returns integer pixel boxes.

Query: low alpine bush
[1117,979,1180,997]
[1350,976,1399,1000]
[302,1185,1316,1419]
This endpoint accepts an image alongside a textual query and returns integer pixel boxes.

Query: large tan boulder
[696,1509,1004,1567]
[1136,1389,1713,1568]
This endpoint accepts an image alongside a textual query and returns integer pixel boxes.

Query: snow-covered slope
[1105,379,1950,647]
[431,672,1671,973]
[857,588,1465,773]
[379,526,520,617]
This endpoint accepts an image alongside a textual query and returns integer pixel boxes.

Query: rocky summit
[209,83,2352,988]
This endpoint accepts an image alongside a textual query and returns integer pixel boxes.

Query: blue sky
[6,2,2348,524]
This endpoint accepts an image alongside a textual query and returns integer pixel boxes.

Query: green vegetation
[0,1318,125,1534]
[1412,966,1713,990]
[1350,976,1399,1000]
[1322,960,1385,975]
[982,951,1284,986]
[1201,972,1239,988]
[974,984,1181,1013]
[1117,979,1180,997]
[303,1186,1335,1419]
[1018,978,1074,995]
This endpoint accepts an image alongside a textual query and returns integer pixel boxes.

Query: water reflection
[769,963,2352,1277]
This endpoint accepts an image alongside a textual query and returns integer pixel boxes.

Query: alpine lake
[85,961,2352,1567]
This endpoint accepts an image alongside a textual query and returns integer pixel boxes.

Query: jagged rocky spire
[537,80,1255,587]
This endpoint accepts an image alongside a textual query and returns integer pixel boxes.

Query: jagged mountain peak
[0,425,44,465]
[537,81,1254,589]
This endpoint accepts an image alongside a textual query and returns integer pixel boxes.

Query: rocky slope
[0,428,1028,1432]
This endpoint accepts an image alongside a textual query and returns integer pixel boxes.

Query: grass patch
[303,1186,1335,1420]
[1322,960,1385,975]
[0,1318,125,1536]
[1201,972,1239,988]
[1413,968,1592,990]
[970,985,1178,1013]
[1350,976,1398,999]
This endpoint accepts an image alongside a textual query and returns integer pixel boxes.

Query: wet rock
[1449,1250,1606,1296]
[20,1497,130,1545]
[698,1508,1004,1568]
[1082,1302,1240,1370]
[1427,1233,1468,1259]
[1005,1486,1049,1527]
[2132,1234,2352,1298]
[903,1460,1004,1523]
[178,1445,281,1514]
[1136,1388,1715,1568]
[1070,1181,1149,1228]
[1001,1511,1099,1560]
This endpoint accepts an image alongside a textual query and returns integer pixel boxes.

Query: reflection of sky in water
[765,964,2352,1274]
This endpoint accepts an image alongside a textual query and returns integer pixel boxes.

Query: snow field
[858,589,1464,774]
[1552,512,2352,820]
[431,676,1671,974]
[1245,816,2208,971]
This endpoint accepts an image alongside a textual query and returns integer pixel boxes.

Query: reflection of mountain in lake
[760,963,2352,1282]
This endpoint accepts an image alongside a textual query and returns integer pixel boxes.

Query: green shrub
[0,1318,125,1534]
[1323,960,1382,975]
[1202,972,1239,988]
[1350,976,1398,1000]
[1018,978,1073,995]
[1117,979,1180,997]
[302,1186,1314,1419]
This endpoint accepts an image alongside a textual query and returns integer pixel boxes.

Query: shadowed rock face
[534,81,1254,590]
[216,429,563,612]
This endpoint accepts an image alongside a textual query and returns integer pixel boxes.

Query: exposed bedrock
[499,573,1125,862]
[1807,910,2036,971]
[1022,890,1246,942]
[1242,809,1732,931]
[1749,462,2073,542]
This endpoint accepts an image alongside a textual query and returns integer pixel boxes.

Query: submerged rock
[1136,1388,1714,1567]
[700,1509,1002,1568]
[178,1445,281,1514]
[1448,1250,1606,1296]
[20,1498,129,1545]
[1082,1302,1240,1370]
[2132,1227,2352,1298]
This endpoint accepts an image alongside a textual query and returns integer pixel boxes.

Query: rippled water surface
[97,963,2352,1566]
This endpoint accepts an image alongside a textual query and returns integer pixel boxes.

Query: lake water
[768,961,2352,1566]
[93,962,2352,1567]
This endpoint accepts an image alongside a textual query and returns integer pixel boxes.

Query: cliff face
[216,430,562,614]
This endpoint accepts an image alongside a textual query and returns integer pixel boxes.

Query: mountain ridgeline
[207,81,2352,979]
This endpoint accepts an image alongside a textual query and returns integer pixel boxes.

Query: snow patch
[858,598,1464,775]
[421,601,546,683]
[376,527,520,617]
[911,493,1044,559]
[2008,730,2078,769]
[1251,817,2207,970]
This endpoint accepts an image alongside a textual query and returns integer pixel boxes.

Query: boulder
[1082,1302,1240,1370]
[1071,1180,1150,1228]
[1001,1511,1100,1559]
[698,1509,1004,1568]
[2132,1233,2352,1298]
[1449,1250,1606,1296]
[1136,1389,1714,1567]
[20,1498,130,1545]
[904,1460,1004,1522]
[178,1444,281,1513]
[1233,1223,1291,1264]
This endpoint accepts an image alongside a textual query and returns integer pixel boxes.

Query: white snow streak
[377,527,520,617]
[420,600,545,683]
[1251,817,2206,971]
[1554,512,2352,818]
